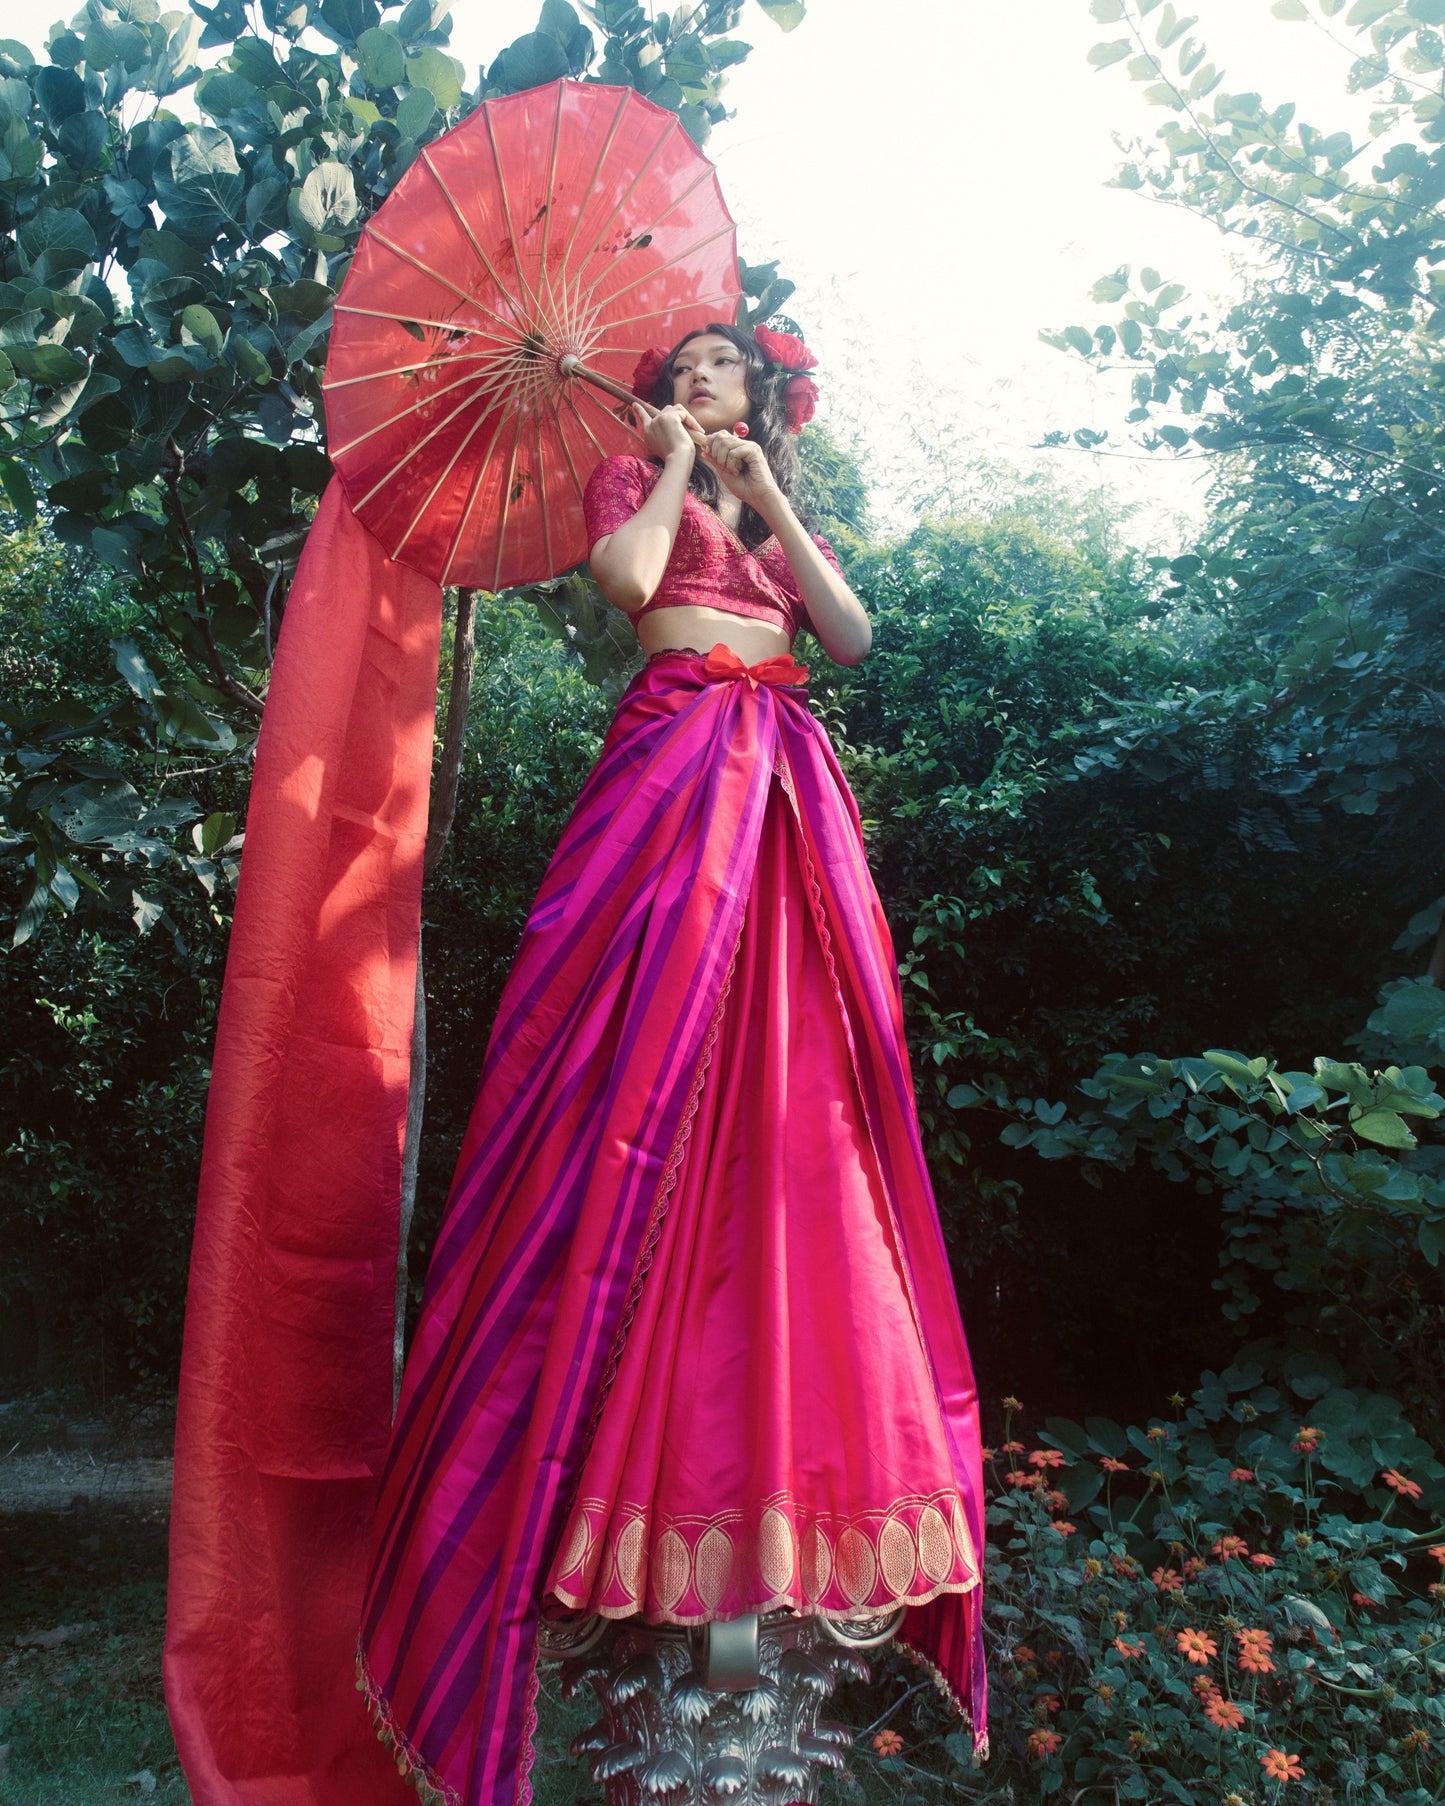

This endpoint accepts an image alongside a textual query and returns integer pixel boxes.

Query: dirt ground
[0,1450,174,1512]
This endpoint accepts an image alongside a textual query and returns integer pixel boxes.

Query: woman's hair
[643,322,801,549]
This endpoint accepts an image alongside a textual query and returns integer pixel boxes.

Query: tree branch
[164,439,265,718]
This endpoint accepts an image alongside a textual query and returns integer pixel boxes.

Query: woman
[357,325,989,1806]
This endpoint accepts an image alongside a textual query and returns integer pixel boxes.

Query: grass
[0,1504,188,1804]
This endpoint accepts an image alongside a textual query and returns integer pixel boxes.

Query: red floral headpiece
[629,327,819,434]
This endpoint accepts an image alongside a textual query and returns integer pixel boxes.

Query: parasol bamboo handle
[558,354,657,420]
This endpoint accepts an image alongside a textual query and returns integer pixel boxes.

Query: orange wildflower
[1039,1691,1061,1714]
[872,1727,903,1757]
[980,1447,995,1460]
[1191,1673,1219,1699]
[1100,1456,1129,1472]
[1146,1424,1169,1442]
[1228,1467,1255,1481]
[1050,1520,1076,1537]
[1043,1650,1063,1666]
[1004,1469,1031,1487]
[1235,1628,1274,1675]
[1002,1396,1023,1411]
[1013,1644,1036,1663]
[1114,1636,1144,1657]
[1045,1489,1070,1512]
[1382,1468,1423,1500]
[1212,1535,1249,1561]
[1259,1748,1305,1782]
[1151,1566,1184,1592]
[1183,1557,1206,1578]
[1205,1694,1246,1731]
[1250,1552,1277,1567]
[1083,1557,1103,1577]
[1291,1427,1322,1453]
[1176,1627,1218,1665]
[1428,1545,1445,1564]
[1350,1591,1379,1609]
[1110,1552,1138,1576]
[1029,1448,1067,1469]
[1401,1727,1431,1754]
[1026,1728,1062,1760]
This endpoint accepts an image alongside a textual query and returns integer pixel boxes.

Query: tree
[1045,0,1445,889]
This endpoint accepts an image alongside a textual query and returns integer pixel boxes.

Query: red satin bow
[701,643,810,690]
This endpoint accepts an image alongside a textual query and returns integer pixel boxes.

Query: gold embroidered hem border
[548,1486,981,1623]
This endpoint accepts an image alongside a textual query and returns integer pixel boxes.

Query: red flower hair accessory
[754,325,819,434]
[630,346,669,400]
[782,374,817,433]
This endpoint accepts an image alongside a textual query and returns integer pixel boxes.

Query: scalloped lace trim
[895,1634,990,1765]
[356,1641,460,1806]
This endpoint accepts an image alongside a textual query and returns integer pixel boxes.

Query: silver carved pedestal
[538,1607,904,1805]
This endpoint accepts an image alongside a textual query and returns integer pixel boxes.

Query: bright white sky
[11,0,1372,545]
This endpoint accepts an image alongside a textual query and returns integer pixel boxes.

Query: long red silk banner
[164,482,441,1805]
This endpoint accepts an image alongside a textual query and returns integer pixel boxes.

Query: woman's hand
[700,431,784,515]
[641,403,704,465]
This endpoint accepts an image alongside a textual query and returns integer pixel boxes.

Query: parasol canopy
[323,79,741,591]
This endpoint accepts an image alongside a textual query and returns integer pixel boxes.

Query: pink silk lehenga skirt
[358,648,988,1806]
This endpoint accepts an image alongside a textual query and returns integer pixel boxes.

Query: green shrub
[830,1379,1444,1803]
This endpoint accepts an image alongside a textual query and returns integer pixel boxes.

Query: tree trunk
[393,588,478,1411]
[395,940,426,1414]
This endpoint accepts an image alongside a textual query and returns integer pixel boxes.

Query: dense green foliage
[0,528,238,1387]
[812,1384,1444,1801]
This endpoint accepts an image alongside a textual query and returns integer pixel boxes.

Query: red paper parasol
[322,79,740,590]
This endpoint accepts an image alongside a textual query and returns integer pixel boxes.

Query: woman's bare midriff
[632,603,793,665]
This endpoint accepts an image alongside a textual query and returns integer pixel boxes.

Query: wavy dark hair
[643,322,801,550]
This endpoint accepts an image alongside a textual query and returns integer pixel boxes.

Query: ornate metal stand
[538,1608,903,1805]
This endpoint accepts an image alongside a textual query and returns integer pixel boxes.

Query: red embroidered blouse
[582,453,842,643]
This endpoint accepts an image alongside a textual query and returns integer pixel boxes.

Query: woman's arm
[702,432,872,666]
[588,408,701,613]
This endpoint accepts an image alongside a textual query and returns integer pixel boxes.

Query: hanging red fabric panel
[164,482,442,1806]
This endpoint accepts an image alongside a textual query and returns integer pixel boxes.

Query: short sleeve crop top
[582,453,843,643]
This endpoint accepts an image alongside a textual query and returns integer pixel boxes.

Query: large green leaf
[395,86,434,138]
[33,64,84,129]
[150,10,204,95]
[17,208,96,283]
[58,107,106,170]
[405,45,463,108]
[9,341,88,385]
[154,126,246,241]
[485,32,568,93]
[756,0,806,28]
[288,160,358,242]
[318,0,380,44]
[1350,1109,1417,1149]
[356,25,405,87]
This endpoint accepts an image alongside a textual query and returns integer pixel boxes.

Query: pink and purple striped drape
[359,650,988,1806]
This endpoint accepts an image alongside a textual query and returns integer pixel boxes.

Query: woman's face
[670,334,751,433]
